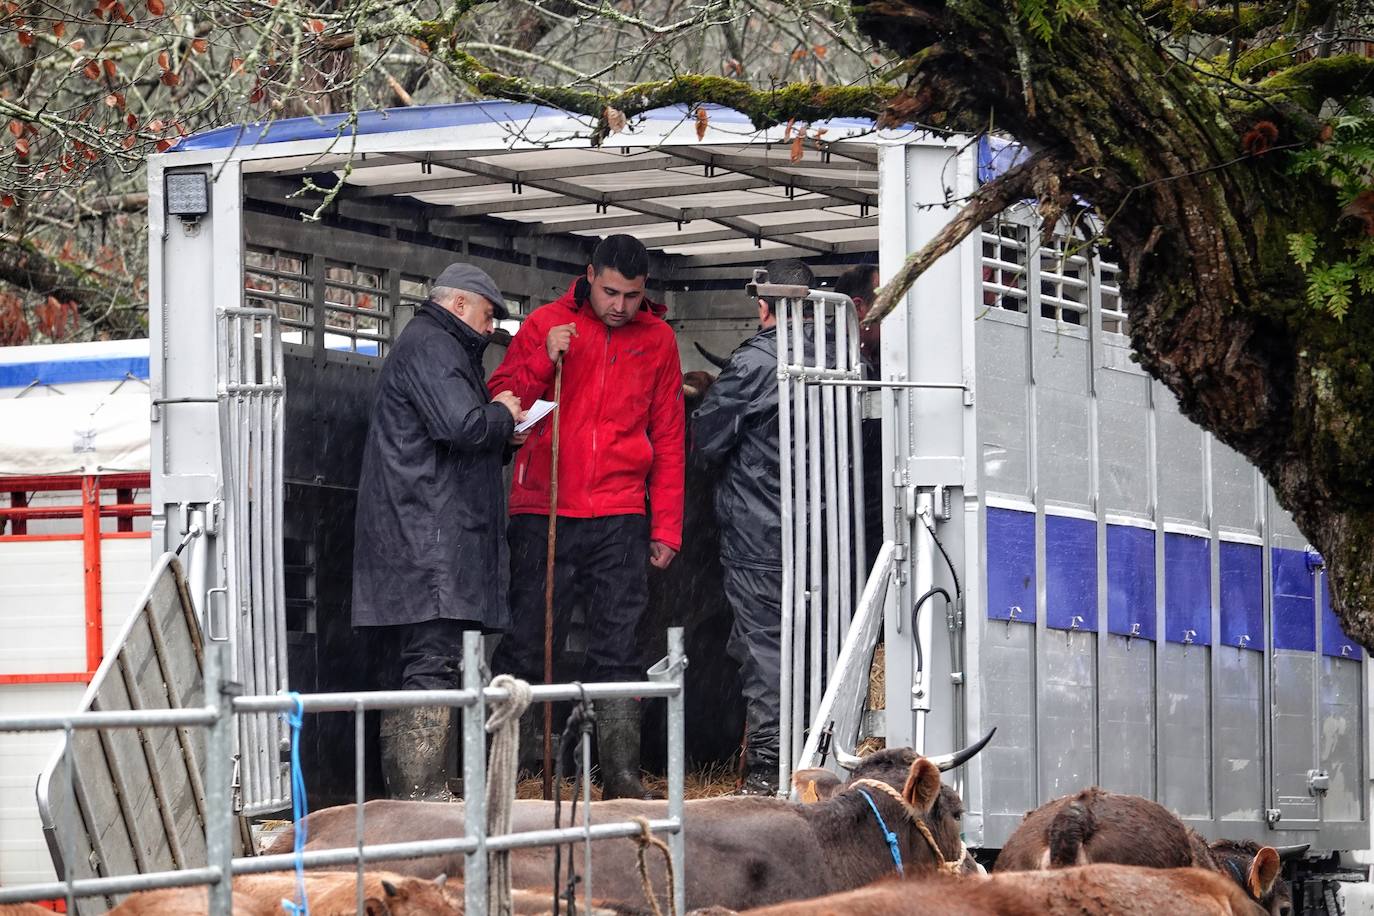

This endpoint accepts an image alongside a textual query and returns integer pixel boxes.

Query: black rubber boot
[379,706,454,801]
[596,698,654,800]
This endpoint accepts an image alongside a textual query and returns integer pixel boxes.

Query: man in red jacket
[489,234,684,799]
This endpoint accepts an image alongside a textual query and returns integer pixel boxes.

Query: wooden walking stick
[542,355,563,800]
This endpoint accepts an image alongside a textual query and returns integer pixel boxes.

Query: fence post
[461,631,487,916]
[203,638,236,916]
[665,627,687,916]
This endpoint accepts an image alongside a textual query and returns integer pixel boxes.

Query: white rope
[485,675,533,916]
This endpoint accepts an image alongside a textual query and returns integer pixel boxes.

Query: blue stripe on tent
[180,102,878,151]
[1219,541,1263,651]
[0,356,149,387]
[1107,524,1155,640]
[987,507,1035,623]
[1164,533,1211,645]
[1272,547,1315,652]
[1045,514,1096,631]
[1321,576,1363,659]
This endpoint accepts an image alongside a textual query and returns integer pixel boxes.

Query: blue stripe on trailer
[1272,547,1316,651]
[178,101,878,151]
[986,507,1035,623]
[1321,576,1363,659]
[1045,514,1096,631]
[1218,541,1263,651]
[0,355,150,387]
[1164,533,1211,645]
[1106,524,1155,640]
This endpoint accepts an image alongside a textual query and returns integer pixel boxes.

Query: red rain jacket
[488,279,685,550]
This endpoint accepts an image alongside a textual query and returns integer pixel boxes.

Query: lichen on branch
[433,47,898,133]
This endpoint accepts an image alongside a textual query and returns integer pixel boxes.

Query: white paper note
[514,399,557,433]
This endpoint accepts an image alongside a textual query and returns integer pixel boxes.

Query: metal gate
[770,274,871,791]
[216,307,289,814]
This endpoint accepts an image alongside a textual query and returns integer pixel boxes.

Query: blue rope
[282,692,310,916]
[856,788,904,877]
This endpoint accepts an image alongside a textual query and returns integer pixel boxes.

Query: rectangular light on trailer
[165,171,209,220]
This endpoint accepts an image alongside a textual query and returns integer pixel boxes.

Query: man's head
[756,258,815,329]
[431,263,509,337]
[835,263,881,358]
[584,234,649,328]
[835,263,880,315]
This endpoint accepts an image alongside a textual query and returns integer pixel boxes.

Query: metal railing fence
[216,306,289,815]
[774,284,867,794]
[0,628,687,916]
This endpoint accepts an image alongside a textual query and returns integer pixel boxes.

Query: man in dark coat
[353,262,524,800]
[691,258,814,796]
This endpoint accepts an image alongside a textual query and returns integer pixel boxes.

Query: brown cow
[691,864,1266,915]
[265,748,978,912]
[996,788,1289,913]
[106,871,458,915]
[1211,840,1298,916]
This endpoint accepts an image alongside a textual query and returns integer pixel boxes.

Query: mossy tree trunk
[852,1,1374,646]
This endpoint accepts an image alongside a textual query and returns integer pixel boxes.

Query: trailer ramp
[36,553,247,915]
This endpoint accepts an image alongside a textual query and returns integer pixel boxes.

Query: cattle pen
[0,552,688,915]
[0,98,1370,913]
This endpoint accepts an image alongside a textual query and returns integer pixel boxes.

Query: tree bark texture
[851,1,1374,645]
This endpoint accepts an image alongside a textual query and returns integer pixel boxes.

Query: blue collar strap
[856,788,904,877]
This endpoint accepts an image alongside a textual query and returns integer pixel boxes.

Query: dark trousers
[389,618,480,691]
[722,563,783,769]
[492,514,649,684]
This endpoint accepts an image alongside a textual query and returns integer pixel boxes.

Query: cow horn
[694,341,731,369]
[833,740,865,771]
[927,727,997,772]
[1275,844,1310,861]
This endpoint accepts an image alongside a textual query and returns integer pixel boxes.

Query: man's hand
[509,430,531,447]
[649,540,678,569]
[493,390,522,420]
[546,322,578,362]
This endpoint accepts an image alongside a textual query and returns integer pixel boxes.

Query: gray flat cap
[433,263,510,320]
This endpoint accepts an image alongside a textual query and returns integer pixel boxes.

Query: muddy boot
[596,698,655,800]
[380,706,454,801]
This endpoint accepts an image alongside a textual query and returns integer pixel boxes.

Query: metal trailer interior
[149,101,1372,873]
[148,102,889,812]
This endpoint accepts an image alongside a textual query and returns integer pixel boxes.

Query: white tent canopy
[0,340,150,476]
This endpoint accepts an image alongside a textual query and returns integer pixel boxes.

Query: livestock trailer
[40,98,1365,896]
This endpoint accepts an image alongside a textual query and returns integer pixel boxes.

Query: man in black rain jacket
[691,258,815,796]
[353,262,524,799]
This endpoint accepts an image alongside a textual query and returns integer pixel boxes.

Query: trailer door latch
[1307,769,1330,796]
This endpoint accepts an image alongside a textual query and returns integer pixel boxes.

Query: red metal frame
[0,472,151,686]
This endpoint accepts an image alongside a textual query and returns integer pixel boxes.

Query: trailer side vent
[981,219,1029,313]
[245,246,312,346]
[1039,234,1089,326]
[1100,257,1126,335]
[324,262,391,358]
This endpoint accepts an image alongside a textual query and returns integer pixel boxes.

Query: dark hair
[835,263,879,302]
[758,258,815,316]
[591,234,649,280]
